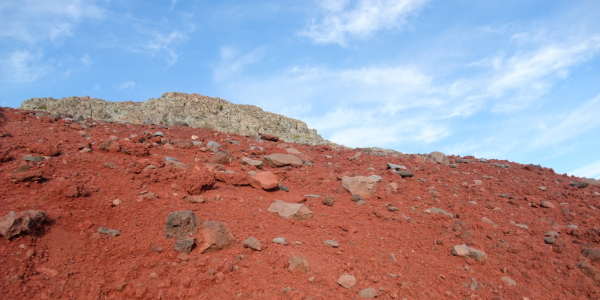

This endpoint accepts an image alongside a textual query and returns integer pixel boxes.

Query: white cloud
[170,0,178,11]
[118,81,136,90]
[0,0,105,43]
[213,47,265,81]
[4,50,50,83]
[301,0,429,45]
[570,160,600,179]
[81,53,92,66]
[145,31,186,66]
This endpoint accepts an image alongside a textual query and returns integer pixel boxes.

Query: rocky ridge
[20,92,331,146]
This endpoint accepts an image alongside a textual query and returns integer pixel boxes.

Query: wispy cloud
[570,160,600,179]
[145,31,187,66]
[213,47,265,81]
[81,53,92,66]
[301,0,429,46]
[0,0,105,44]
[118,80,136,90]
[3,50,50,83]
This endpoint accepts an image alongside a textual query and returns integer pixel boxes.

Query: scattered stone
[174,237,195,253]
[323,195,335,206]
[249,171,279,190]
[358,288,378,298]
[278,185,290,192]
[206,141,221,148]
[164,156,179,162]
[386,163,406,170]
[501,276,517,286]
[268,200,313,220]
[288,256,310,275]
[451,244,488,261]
[456,158,474,163]
[481,217,498,228]
[579,262,600,285]
[308,276,316,283]
[0,210,46,240]
[541,201,555,208]
[583,248,600,261]
[427,151,449,165]
[241,157,263,168]
[23,155,44,162]
[261,134,279,142]
[262,153,303,168]
[387,206,398,211]
[112,199,122,206]
[571,181,589,188]
[273,237,287,245]
[342,176,378,198]
[185,195,206,203]
[323,240,340,248]
[154,131,164,137]
[98,226,120,236]
[424,207,454,218]
[544,237,556,244]
[209,151,233,164]
[545,231,560,238]
[197,220,236,253]
[351,194,364,202]
[337,274,357,289]
[243,237,264,251]
[356,200,366,205]
[473,180,483,185]
[394,170,414,178]
[304,194,320,198]
[165,210,200,239]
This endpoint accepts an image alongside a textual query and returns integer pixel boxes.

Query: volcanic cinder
[1,104,600,299]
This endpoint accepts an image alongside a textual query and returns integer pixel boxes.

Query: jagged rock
[571,181,589,188]
[323,240,339,248]
[21,93,333,145]
[181,173,215,195]
[394,170,414,178]
[261,134,279,142]
[262,153,303,168]
[342,176,378,198]
[268,200,313,220]
[323,195,335,206]
[197,220,236,253]
[451,244,488,261]
[248,171,279,190]
[386,163,406,170]
[174,237,195,253]
[288,256,309,275]
[0,210,46,240]
[209,151,233,164]
[427,151,449,165]
[165,210,200,239]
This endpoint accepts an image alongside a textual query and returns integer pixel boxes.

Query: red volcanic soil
[1,106,600,300]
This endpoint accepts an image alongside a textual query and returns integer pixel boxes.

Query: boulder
[165,210,200,239]
[342,176,378,198]
[427,151,449,165]
[197,220,236,253]
[262,153,303,168]
[268,200,313,220]
[0,210,46,240]
[248,171,279,190]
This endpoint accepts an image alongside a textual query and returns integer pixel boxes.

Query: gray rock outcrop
[20,92,332,145]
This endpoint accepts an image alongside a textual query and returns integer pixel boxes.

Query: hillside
[1,105,600,299]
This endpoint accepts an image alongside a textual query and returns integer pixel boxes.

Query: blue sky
[1,0,600,179]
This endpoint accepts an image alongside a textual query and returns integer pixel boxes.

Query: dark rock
[165,210,200,239]
[351,194,364,202]
[23,155,44,162]
[323,195,335,206]
[571,181,589,189]
[174,237,195,253]
[395,170,414,178]
[173,121,189,127]
[261,134,279,142]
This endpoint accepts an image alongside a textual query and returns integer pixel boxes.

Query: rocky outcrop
[20,92,331,145]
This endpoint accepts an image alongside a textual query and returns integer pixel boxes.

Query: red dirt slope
[1,106,600,300]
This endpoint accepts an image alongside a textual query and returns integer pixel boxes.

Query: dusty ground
[1,106,600,300]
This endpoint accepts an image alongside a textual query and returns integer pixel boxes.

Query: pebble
[98,226,120,236]
[501,276,517,286]
[337,274,357,289]
[154,131,164,137]
[273,237,287,245]
[323,240,340,248]
[358,287,378,298]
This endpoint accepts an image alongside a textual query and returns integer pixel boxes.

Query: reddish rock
[30,142,60,156]
[248,171,279,190]
[288,256,310,275]
[268,200,313,220]
[182,172,216,195]
[209,151,233,164]
[122,142,149,156]
[215,172,249,186]
[262,153,303,168]
[10,170,44,183]
[341,176,378,198]
[261,134,279,142]
[197,220,236,253]
[451,244,488,261]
